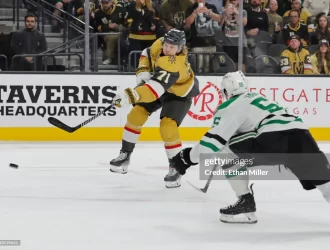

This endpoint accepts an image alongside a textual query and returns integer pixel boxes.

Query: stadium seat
[254,41,273,56]
[308,45,318,55]
[276,31,285,44]
[269,44,287,58]
[255,55,280,74]
[210,52,237,73]
[215,30,226,45]
[245,55,256,73]
[283,16,290,26]
[253,30,273,43]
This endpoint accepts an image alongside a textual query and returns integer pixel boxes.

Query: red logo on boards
[188,82,223,120]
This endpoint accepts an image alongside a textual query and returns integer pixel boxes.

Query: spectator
[11,14,47,71]
[184,0,221,73]
[220,0,248,72]
[282,10,309,47]
[160,0,194,32]
[267,0,283,36]
[245,0,269,37]
[283,0,312,31]
[52,0,83,33]
[127,0,157,67]
[303,0,330,16]
[225,0,265,10]
[77,0,100,24]
[94,0,127,65]
[118,0,134,9]
[312,12,330,45]
[280,34,313,74]
[311,39,330,74]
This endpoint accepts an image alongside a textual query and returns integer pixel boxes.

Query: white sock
[225,164,250,197]
[317,181,330,202]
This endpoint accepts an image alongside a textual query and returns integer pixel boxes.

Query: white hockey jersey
[189,92,308,163]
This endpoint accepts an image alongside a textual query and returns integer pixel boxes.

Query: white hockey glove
[113,88,140,107]
[136,66,151,85]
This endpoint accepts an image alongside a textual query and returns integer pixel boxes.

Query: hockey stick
[187,161,237,194]
[187,163,219,193]
[48,102,117,133]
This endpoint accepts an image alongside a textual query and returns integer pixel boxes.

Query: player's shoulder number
[251,96,284,113]
[213,117,221,127]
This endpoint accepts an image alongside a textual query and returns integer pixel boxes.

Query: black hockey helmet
[164,28,186,51]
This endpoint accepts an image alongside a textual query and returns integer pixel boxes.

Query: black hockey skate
[164,160,181,188]
[219,184,257,224]
[110,151,131,174]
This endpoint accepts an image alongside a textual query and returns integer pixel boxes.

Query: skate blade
[109,165,128,174]
[219,213,258,224]
[165,181,181,188]
[110,169,127,174]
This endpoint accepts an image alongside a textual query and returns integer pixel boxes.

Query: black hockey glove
[171,147,198,175]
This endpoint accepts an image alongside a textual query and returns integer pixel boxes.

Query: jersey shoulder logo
[168,56,176,64]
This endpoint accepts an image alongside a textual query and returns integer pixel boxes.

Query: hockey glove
[136,72,151,85]
[172,147,198,175]
[136,66,151,85]
[114,88,140,107]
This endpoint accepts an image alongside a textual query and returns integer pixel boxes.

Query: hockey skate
[164,167,181,188]
[109,151,131,174]
[219,184,257,224]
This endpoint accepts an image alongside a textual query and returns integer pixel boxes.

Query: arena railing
[11,53,83,71]
[89,32,123,72]
[39,34,86,71]
[7,32,121,72]
[20,0,94,43]
[39,32,122,72]
[42,34,85,54]
[0,0,16,23]
[127,51,237,74]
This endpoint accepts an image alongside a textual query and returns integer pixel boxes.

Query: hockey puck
[9,163,18,169]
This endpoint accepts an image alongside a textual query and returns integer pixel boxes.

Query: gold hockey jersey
[134,38,199,103]
[280,47,313,74]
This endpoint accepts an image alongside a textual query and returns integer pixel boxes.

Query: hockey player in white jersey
[168,71,330,224]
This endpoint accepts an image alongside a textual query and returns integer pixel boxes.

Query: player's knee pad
[159,117,180,143]
[127,105,149,128]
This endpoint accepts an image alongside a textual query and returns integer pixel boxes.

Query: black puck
[9,163,18,169]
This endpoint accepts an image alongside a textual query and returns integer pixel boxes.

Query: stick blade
[48,117,75,133]
[186,181,207,193]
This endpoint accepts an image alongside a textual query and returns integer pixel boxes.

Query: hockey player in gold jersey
[109,29,200,188]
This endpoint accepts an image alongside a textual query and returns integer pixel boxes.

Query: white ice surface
[0,142,330,250]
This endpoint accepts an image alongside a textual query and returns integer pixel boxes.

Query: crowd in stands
[2,0,330,75]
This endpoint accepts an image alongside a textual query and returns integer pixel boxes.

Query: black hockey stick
[48,102,117,133]
[187,162,237,193]
[187,163,218,193]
